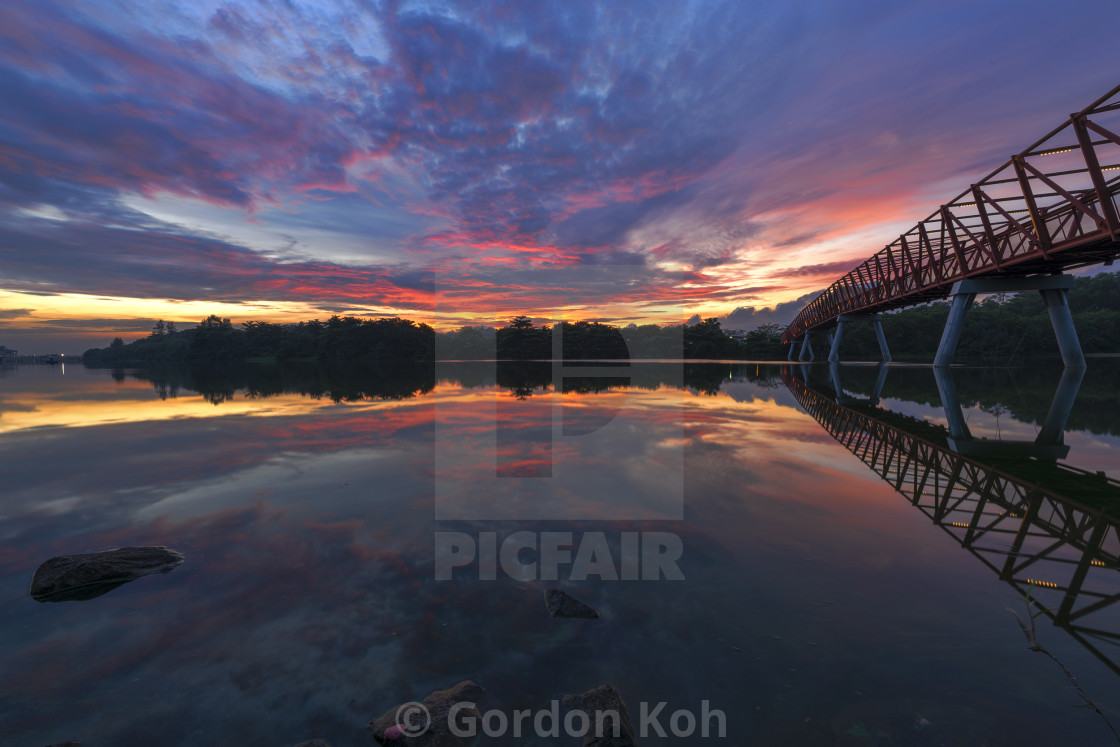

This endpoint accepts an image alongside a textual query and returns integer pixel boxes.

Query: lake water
[2,360,1119,746]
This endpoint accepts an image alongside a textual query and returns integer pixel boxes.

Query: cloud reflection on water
[1,363,1119,745]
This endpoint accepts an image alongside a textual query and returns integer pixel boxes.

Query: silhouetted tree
[684,318,740,359]
[742,323,786,358]
[198,315,233,330]
[497,316,551,359]
[189,315,240,361]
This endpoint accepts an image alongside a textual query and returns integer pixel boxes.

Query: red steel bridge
[783,83,1120,363]
[783,368,1120,676]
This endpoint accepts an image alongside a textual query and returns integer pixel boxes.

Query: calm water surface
[2,361,1119,746]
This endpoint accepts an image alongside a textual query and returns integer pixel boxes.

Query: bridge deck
[783,84,1120,343]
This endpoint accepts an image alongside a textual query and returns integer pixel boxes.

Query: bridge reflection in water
[784,365,1120,676]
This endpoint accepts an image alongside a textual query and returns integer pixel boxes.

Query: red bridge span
[783,83,1120,368]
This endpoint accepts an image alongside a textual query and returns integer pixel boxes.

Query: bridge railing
[783,83,1120,343]
[783,368,1120,675]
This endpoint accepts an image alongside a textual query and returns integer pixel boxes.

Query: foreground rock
[369,680,484,746]
[30,546,185,602]
[544,589,600,619]
[562,685,639,746]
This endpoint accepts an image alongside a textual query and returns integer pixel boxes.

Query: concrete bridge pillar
[932,367,972,441]
[828,314,891,363]
[798,333,815,362]
[933,293,976,368]
[787,340,797,361]
[1037,366,1085,444]
[871,362,889,405]
[933,275,1085,369]
[829,361,890,406]
[872,319,891,363]
[1041,288,1087,369]
[933,366,1082,459]
[828,362,846,403]
[827,326,843,363]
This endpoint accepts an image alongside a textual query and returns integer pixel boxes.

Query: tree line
[82,313,787,364]
[80,271,1120,366]
[106,355,1120,439]
[83,314,439,365]
[829,271,1120,362]
[112,360,787,407]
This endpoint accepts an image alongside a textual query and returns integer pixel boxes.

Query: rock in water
[544,589,600,619]
[30,546,184,602]
[368,680,484,746]
[562,685,639,746]
[293,741,331,747]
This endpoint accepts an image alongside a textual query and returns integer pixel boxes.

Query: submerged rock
[562,684,639,746]
[30,546,184,603]
[294,741,331,747]
[544,589,600,619]
[368,680,484,746]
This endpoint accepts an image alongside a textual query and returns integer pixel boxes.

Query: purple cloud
[2,0,1120,351]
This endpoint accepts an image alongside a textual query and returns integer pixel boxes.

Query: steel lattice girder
[782,368,1120,675]
[783,83,1120,343]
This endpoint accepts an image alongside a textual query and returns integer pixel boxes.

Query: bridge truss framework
[783,83,1120,359]
[784,368,1120,676]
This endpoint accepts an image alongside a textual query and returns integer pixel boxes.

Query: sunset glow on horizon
[3,0,1120,352]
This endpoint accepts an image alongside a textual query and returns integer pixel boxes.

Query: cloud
[771,260,862,279]
[722,292,818,330]
[3,0,1120,349]
[1,0,783,245]
[0,217,420,306]
[36,318,155,330]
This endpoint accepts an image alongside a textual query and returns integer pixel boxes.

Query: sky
[2,0,1120,352]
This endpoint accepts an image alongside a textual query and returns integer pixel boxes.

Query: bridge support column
[933,293,975,368]
[828,324,844,362]
[1037,366,1085,444]
[873,319,891,363]
[829,361,890,406]
[828,362,846,403]
[932,367,971,441]
[871,362,889,405]
[933,366,1081,459]
[829,314,891,362]
[798,333,815,362]
[787,341,796,361]
[1041,288,1087,368]
[933,275,1085,368]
